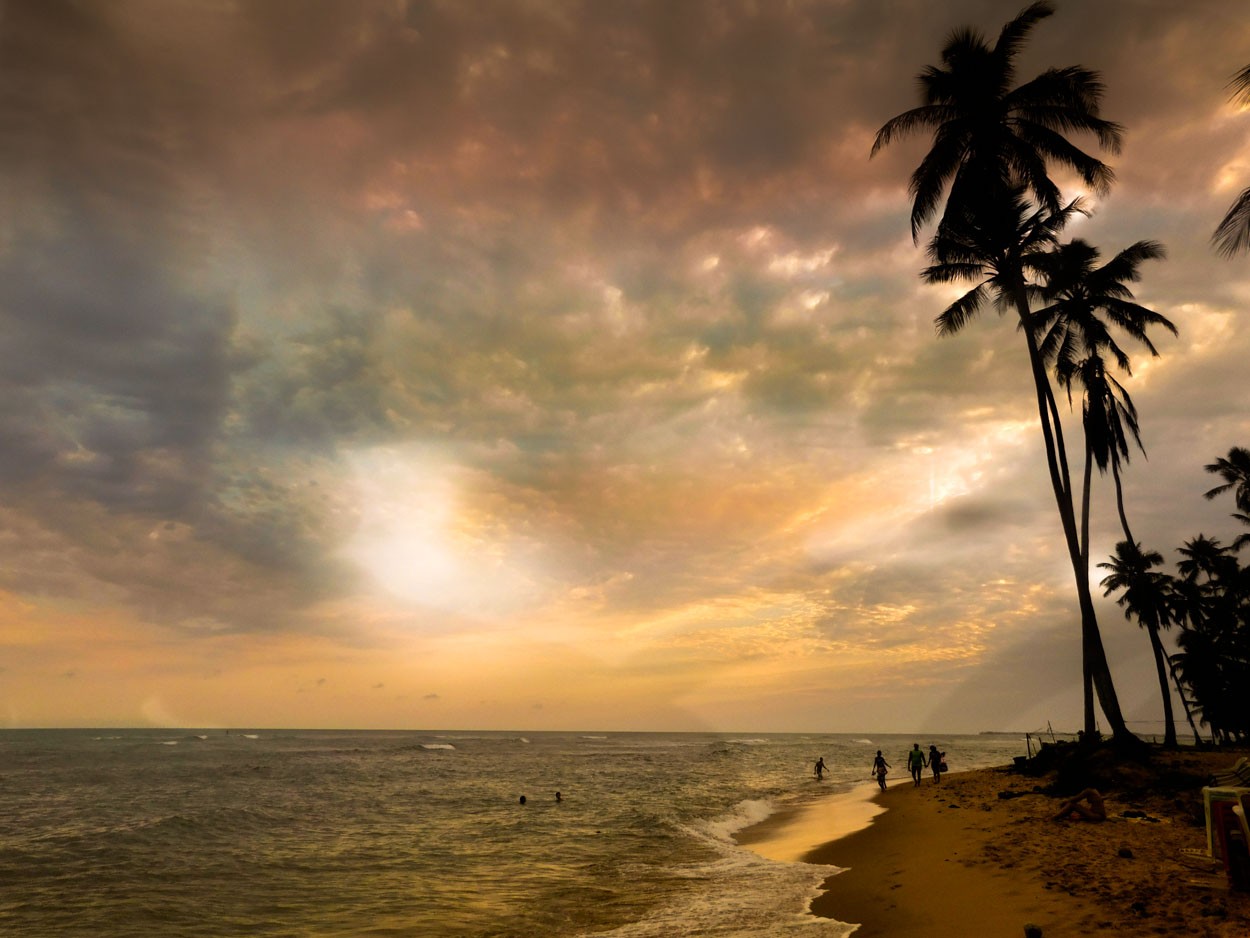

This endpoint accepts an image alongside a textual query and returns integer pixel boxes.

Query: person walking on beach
[871,751,890,790]
[906,743,927,787]
[814,757,827,780]
[928,745,942,784]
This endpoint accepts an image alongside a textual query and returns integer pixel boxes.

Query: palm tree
[1177,534,1237,586]
[1212,67,1250,256]
[876,2,1134,742]
[872,1,1122,243]
[1033,237,1173,556]
[1204,446,1250,550]
[1029,237,1174,727]
[1099,541,1192,746]
[1171,535,1249,742]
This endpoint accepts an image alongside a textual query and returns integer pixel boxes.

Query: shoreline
[740,750,1250,936]
[734,782,883,864]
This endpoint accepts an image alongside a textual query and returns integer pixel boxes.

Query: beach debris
[1117,846,1134,859]
[1023,924,1042,938]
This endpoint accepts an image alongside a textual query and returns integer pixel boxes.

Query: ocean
[0,729,1027,937]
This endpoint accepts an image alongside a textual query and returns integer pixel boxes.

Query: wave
[851,738,873,745]
[580,735,608,740]
[420,743,456,751]
[699,798,777,844]
[725,738,771,746]
[604,806,851,938]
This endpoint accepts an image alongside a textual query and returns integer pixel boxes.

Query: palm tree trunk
[1080,437,1096,735]
[1145,623,1178,747]
[1012,283,1133,742]
[1111,463,1136,547]
[1167,652,1205,746]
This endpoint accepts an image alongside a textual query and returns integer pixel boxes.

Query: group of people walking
[870,743,945,790]
[814,743,947,790]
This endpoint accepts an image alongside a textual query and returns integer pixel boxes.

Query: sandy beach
[743,748,1250,937]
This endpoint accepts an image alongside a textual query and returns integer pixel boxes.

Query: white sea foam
[419,743,456,750]
[701,799,776,843]
[592,819,853,938]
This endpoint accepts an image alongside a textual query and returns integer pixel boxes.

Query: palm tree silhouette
[872,0,1121,243]
[875,2,1134,741]
[1203,446,1250,550]
[1212,67,1250,256]
[1171,534,1246,742]
[1099,541,1193,747]
[1033,237,1172,558]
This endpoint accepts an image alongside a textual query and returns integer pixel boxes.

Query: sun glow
[341,445,540,619]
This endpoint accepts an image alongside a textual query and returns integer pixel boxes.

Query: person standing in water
[871,751,890,790]
[814,757,827,780]
[906,743,927,787]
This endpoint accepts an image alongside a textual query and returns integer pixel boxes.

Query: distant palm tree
[1171,534,1249,742]
[872,0,1122,243]
[1099,541,1191,747]
[1177,534,1237,586]
[875,0,1133,741]
[1204,446,1250,549]
[1213,67,1250,256]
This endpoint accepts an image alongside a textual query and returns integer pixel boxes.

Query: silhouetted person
[906,743,927,786]
[929,745,942,783]
[519,795,527,805]
[814,757,827,780]
[555,791,562,802]
[871,750,890,790]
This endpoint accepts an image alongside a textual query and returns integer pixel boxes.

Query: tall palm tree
[1029,237,1174,727]
[1204,446,1250,550]
[1212,67,1250,257]
[1099,541,1192,747]
[876,2,1134,742]
[872,1,1122,243]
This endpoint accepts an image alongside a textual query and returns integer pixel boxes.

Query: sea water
[0,730,1026,937]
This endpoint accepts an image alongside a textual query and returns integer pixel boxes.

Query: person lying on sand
[1052,787,1106,822]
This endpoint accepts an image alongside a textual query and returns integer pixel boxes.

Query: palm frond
[1212,187,1250,258]
[1227,64,1250,106]
[935,284,989,336]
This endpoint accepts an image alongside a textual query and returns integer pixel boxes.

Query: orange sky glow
[2,0,1250,733]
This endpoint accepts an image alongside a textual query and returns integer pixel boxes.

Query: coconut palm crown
[872,0,1123,242]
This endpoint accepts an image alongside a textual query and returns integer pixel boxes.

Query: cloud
[3,0,1250,730]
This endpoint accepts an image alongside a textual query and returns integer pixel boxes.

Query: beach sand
[743,748,1250,937]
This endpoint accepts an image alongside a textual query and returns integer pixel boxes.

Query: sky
[2,0,1249,734]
